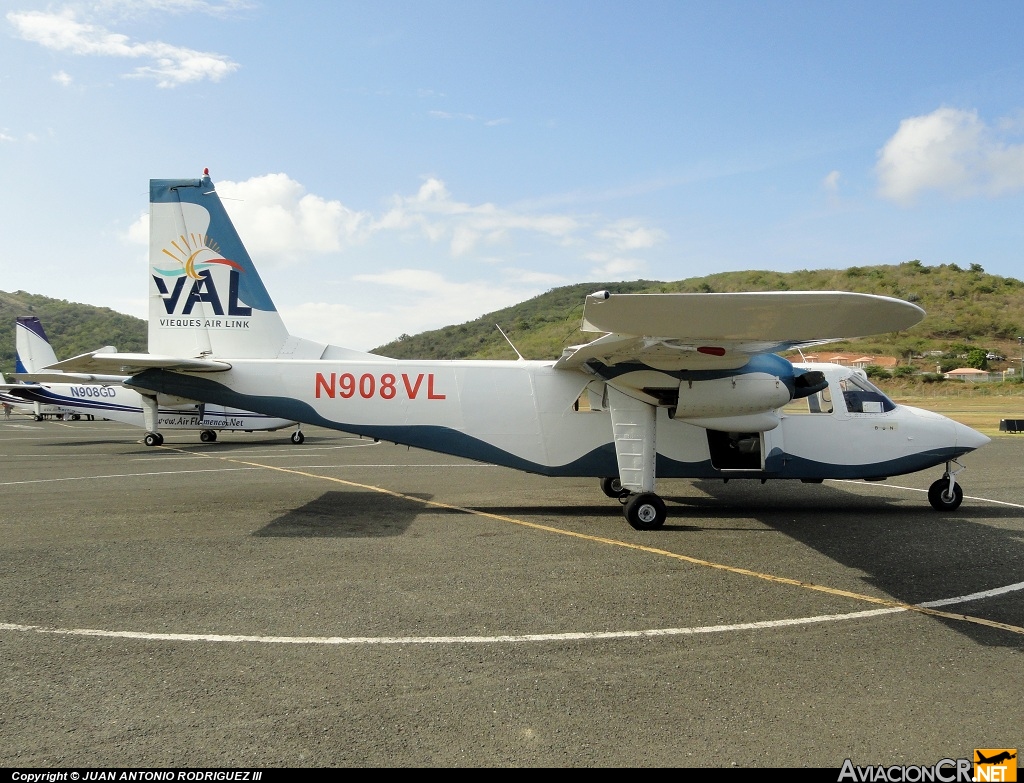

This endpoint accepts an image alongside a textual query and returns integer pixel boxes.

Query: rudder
[15,317,59,374]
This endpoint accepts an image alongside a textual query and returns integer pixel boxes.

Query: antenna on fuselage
[496,324,525,361]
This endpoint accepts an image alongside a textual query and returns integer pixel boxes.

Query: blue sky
[2,1,1024,350]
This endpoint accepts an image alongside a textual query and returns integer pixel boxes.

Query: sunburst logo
[153,233,244,280]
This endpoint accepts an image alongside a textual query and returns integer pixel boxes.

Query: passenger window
[782,386,833,415]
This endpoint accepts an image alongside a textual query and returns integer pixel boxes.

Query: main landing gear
[199,429,217,443]
[600,385,671,530]
[928,459,965,511]
[623,492,668,530]
[144,432,164,447]
[601,477,669,530]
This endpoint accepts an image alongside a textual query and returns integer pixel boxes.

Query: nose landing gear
[928,459,965,511]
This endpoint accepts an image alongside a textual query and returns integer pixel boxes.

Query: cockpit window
[839,374,895,414]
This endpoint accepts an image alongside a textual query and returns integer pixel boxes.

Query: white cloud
[596,219,667,251]
[52,70,73,86]
[7,6,239,87]
[127,173,665,276]
[374,176,582,257]
[217,174,370,263]
[823,170,840,192]
[876,107,1024,203]
[585,254,645,280]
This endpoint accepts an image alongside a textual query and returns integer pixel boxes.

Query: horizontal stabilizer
[13,372,129,385]
[47,351,231,375]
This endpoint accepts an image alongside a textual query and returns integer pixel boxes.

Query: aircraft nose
[954,420,990,451]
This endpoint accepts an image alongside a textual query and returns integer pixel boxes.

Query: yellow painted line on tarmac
[170,446,1024,638]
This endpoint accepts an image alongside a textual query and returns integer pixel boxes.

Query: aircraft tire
[928,479,963,511]
[600,476,627,498]
[200,430,217,443]
[33,415,42,421]
[156,433,164,446]
[291,431,305,444]
[624,492,667,530]
[144,432,160,447]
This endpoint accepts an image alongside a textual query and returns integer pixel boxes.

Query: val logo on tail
[53,172,990,529]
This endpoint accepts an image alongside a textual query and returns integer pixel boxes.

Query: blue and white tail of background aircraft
[51,172,990,529]
[13,315,305,445]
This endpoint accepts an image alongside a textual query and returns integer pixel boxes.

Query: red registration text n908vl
[314,372,446,401]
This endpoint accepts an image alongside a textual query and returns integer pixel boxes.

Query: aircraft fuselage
[126,360,985,482]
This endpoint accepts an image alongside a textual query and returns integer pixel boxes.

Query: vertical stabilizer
[15,317,59,374]
[149,175,294,359]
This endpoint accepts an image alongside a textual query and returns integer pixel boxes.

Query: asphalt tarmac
[1,416,1021,768]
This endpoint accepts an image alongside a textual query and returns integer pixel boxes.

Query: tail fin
[15,317,59,373]
[149,175,295,360]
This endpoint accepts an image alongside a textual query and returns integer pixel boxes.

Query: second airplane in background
[10,316,305,445]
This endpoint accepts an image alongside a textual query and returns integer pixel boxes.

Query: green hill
[0,291,146,377]
[372,261,1024,374]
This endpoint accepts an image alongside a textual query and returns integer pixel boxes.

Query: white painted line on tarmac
[0,608,907,646]
[0,467,261,486]
[6,577,1024,647]
[920,580,1024,608]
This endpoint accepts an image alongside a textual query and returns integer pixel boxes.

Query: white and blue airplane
[48,172,990,529]
[10,315,305,445]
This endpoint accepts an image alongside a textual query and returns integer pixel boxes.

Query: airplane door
[705,429,763,472]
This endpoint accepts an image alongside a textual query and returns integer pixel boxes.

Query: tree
[965,348,988,370]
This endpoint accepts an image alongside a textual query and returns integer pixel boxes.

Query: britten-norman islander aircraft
[48,172,990,529]
[11,315,305,444]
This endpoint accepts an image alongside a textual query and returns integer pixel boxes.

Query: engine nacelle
[670,374,792,420]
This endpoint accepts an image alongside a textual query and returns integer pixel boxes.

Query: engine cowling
[670,375,792,419]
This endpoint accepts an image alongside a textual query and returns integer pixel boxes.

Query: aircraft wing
[46,350,231,375]
[554,290,925,371]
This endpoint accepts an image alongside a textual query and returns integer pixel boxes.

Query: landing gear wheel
[624,492,667,530]
[200,430,217,443]
[70,414,80,421]
[600,476,627,499]
[33,415,42,421]
[928,478,963,511]
[291,430,305,444]
[144,432,161,447]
